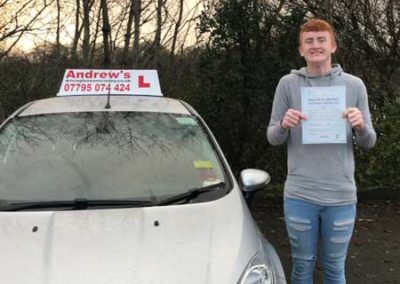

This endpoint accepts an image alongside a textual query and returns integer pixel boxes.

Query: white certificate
[301,86,347,144]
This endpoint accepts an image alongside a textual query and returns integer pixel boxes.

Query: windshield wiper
[0,182,227,211]
[0,198,154,211]
[156,182,226,206]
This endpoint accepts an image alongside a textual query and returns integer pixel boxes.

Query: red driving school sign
[58,69,162,96]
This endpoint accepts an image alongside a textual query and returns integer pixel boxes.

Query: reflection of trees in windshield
[72,112,198,158]
[0,112,225,201]
[8,121,56,154]
[1,112,201,161]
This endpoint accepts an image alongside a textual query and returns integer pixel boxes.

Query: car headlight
[238,232,286,284]
[238,248,273,284]
[239,263,272,284]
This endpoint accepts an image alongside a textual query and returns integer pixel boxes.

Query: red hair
[299,19,336,44]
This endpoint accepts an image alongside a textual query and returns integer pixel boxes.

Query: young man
[267,19,376,283]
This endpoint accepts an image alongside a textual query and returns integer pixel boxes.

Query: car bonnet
[0,186,260,284]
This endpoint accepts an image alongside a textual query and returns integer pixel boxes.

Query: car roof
[17,95,192,117]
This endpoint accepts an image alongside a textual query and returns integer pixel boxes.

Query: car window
[0,112,226,202]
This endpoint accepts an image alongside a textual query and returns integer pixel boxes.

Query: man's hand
[281,108,307,129]
[343,107,364,130]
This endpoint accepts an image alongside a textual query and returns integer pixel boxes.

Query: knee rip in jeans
[287,216,312,232]
[293,254,315,261]
[332,219,354,232]
[288,233,299,247]
[330,235,352,244]
[325,251,347,260]
[330,220,353,244]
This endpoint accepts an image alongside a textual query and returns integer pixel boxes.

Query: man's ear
[330,41,337,54]
[298,45,304,57]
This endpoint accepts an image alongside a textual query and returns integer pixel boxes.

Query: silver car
[0,95,286,284]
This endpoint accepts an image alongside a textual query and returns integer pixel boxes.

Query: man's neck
[306,63,332,76]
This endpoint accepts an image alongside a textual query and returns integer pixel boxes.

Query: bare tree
[170,0,184,62]
[90,2,102,61]
[122,0,136,66]
[0,0,53,59]
[55,0,61,53]
[153,0,163,67]
[178,1,202,52]
[71,0,80,59]
[100,0,111,66]
[120,0,143,67]
[82,0,91,61]
[132,0,142,67]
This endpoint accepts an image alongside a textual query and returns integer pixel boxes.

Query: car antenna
[105,87,111,109]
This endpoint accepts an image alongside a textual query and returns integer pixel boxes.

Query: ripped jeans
[284,197,356,284]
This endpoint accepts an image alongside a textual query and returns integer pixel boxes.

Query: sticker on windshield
[193,160,213,169]
[202,179,221,187]
[176,117,197,126]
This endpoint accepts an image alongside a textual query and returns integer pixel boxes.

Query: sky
[2,0,204,54]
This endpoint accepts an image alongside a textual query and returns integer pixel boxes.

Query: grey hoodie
[267,64,376,205]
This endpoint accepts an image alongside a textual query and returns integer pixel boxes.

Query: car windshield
[0,112,226,203]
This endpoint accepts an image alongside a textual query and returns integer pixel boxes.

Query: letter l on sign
[138,75,150,88]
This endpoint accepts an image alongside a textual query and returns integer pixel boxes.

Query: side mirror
[240,169,271,192]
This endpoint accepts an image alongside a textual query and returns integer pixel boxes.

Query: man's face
[299,31,337,65]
